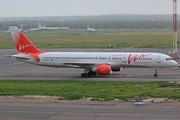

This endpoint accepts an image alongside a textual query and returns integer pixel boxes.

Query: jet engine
[92,65,112,75]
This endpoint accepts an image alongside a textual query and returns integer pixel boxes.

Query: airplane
[37,23,70,31]
[6,24,25,33]
[85,25,97,32]
[8,26,178,77]
[19,24,25,32]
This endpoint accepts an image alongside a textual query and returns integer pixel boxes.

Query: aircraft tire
[154,74,157,77]
[86,73,90,77]
[81,73,86,77]
[92,72,96,75]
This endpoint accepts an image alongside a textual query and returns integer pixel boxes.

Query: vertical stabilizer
[37,23,43,28]
[87,25,89,29]
[9,26,41,53]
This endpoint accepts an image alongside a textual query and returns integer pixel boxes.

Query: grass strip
[1,30,180,49]
[0,80,180,101]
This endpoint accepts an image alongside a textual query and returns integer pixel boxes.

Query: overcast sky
[0,0,179,17]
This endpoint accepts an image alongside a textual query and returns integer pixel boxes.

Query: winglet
[9,26,41,53]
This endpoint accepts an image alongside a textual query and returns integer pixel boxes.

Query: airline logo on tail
[9,26,41,53]
[19,44,32,51]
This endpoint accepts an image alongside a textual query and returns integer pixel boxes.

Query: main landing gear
[81,68,96,77]
[154,68,158,77]
[81,73,89,77]
[81,71,96,77]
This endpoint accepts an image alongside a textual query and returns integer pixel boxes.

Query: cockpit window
[166,58,173,61]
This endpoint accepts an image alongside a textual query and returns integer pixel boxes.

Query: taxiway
[0,99,180,120]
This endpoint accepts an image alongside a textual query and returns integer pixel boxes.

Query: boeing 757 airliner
[9,26,178,77]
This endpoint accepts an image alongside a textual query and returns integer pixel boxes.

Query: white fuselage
[40,27,70,30]
[12,52,177,69]
[37,25,70,31]
[87,28,95,32]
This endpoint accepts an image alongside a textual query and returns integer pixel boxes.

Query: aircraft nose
[172,60,178,67]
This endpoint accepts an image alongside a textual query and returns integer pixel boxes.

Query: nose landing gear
[154,68,158,77]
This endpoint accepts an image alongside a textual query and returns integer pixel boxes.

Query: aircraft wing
[64,62,124,69]
[65,62,148,69]
[64,62,107,68]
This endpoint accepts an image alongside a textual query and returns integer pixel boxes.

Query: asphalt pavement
[0,99,180,120]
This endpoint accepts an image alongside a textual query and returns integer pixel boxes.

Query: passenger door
[157,56,161,63]
[122,55,127,63]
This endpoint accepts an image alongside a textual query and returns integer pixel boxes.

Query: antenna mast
[173,0,178,59]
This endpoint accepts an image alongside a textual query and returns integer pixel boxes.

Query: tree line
[0,20,179,30]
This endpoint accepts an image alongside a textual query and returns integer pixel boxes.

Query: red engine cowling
[112,67,124,71]
[92,65,112,75]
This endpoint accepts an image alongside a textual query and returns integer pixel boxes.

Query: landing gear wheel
[86,73,90,77]
[92,72,96,75]
[154,74,157,77]
[81,73,86,77]
[154,68,159,77]
[81,73,90,77]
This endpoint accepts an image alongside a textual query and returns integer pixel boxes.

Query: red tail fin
[9,26,41,53]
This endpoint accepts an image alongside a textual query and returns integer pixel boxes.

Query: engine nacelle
[112,67,124,71]
[92,65,112,75]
